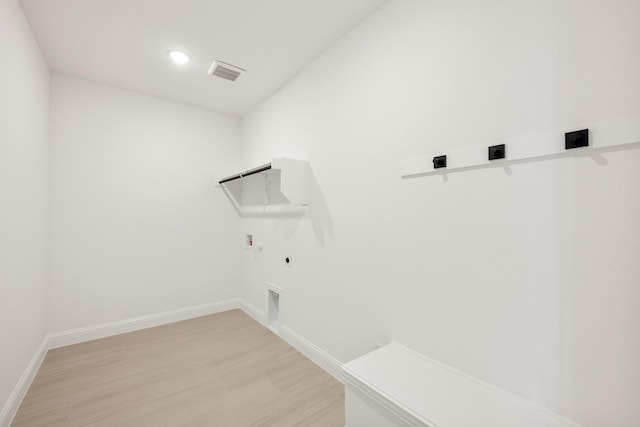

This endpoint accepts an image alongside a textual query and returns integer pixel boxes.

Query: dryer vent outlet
[208,60,245,81]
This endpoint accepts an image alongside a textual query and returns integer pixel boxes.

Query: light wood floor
[12,310,344,426]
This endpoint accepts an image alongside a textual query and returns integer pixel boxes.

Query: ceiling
[20,0,387,116]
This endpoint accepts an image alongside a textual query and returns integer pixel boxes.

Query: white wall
[48,74,242,333]
[240,0,640,426]
[0,0,50,414]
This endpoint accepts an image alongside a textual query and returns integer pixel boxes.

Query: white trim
[344,380,432,427]
[237,298,343,383]
[265,282,282,293]
[0,337,48,427]
[239,299,265,325]
[343,369,435,427]
[280,325,343,383]
[47,299,241,349]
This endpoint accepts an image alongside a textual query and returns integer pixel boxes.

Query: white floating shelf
[218,157,311,210]
[401,115,640,178]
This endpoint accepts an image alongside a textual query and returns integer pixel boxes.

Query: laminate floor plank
[11,405,71,427]
[12,309,344,426]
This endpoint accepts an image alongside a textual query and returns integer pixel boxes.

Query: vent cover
[208,60,245,81]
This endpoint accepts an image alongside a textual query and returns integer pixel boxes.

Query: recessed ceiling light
[168,50,190,65]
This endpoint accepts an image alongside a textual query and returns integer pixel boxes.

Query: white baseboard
[239,299,265,325]
[236,298,343,382]
[47,298,241,349]
[280,325,343,383]
[0,337,48,427]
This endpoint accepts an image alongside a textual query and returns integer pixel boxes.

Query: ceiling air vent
[208,60,245,81]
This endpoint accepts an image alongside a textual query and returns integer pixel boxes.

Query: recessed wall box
[266,283,282,334]
[488,144,506,160]
[433,155,447,169]
[565,129,589,149]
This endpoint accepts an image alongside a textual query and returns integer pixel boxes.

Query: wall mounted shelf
[218,157,310,211]
[219,163,273,184]
[401,114,640,178]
